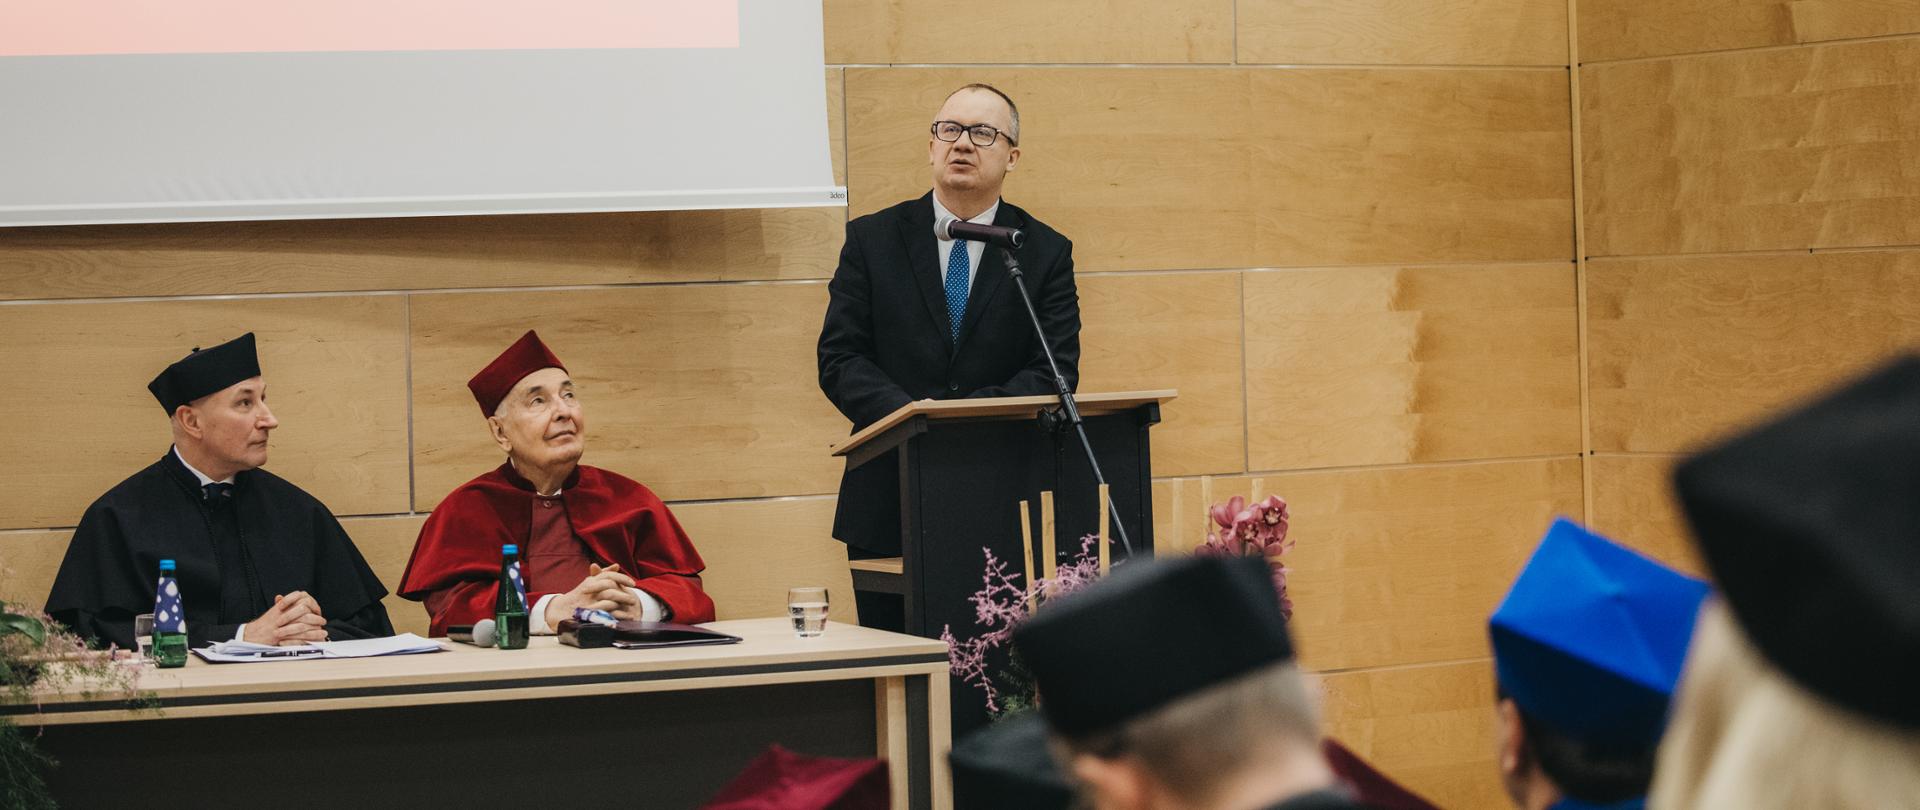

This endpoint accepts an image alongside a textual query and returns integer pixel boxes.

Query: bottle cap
[159,558,176,571]
[502,544,519,556]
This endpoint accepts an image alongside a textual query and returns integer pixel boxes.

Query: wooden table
[5,619,952,809]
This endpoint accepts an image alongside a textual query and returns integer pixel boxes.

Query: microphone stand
[1002,248,1138,559]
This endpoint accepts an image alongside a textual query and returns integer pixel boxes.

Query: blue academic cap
[1489,518,1710,747]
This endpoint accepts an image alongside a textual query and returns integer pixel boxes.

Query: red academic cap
[701,745,889,810]
[467,330,568,416]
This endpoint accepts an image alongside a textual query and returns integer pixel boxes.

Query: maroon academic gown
[399,463,715,637]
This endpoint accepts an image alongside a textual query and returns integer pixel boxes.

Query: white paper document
[193,633,445,663]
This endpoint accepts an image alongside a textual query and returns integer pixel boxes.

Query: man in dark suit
[817,83,1081,630]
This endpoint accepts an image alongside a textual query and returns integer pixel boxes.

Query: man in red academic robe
[399,331,715,637]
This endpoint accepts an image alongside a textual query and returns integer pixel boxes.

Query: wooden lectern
[832,390,1173,736]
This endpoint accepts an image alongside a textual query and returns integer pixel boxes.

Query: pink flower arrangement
[941,535,1108,716]
[1195,494,1294,619]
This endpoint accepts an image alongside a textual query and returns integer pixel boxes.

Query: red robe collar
[398,463,713,635]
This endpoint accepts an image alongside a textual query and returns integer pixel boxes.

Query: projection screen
[0,0,843,227]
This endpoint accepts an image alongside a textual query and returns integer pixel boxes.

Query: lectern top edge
[829,389,1177,458]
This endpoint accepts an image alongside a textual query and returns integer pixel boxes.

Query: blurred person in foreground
[1008,555,1373,810]
[1487,519,1709,810]
[1652,356,1920,809]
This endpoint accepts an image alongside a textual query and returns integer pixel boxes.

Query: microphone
[449,619,496,647]
[936,214,1025,250]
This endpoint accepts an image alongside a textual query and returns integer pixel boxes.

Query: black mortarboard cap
[1674,355,1920,729]
[949,713,1074,810]
[1011,556,1294,738]
[147,333,261,414]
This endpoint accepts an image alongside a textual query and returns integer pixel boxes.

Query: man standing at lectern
[817,83,1082,631]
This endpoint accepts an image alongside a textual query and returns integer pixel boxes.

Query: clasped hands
[544,563,643,628]
[242,590,328,646]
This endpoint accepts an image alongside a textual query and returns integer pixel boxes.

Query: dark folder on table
[558,619,743,649]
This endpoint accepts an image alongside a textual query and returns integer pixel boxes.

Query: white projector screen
[0,0,843,227]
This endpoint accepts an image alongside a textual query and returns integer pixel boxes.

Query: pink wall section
[0,0,737,57]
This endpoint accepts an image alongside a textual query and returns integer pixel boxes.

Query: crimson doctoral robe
[399,463,714,636]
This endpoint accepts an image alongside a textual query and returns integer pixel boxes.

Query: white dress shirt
[932,194,1002,291]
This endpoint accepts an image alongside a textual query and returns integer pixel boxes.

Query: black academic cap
[147,333,261,414]
[949,713,1075,810]
[1011,555,1294,739]
[1674,355,1920,729]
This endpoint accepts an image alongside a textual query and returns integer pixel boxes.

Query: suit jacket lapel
[953,203,1019,354]
[898,194,950,342]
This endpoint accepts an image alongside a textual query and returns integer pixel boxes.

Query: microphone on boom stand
[936,214,1137,559]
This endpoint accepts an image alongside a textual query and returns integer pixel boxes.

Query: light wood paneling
[409,285,848,510]
[1239,0,1568,66]
[1319,659,1503,810]
[846,68,1573,271]
[0,207,844,300]
[0,297,409,530]
[1586,454,1707,579]
[671,496,856,622]
[1245,263,1581,471]
[1153,458,1583,671]
[1582,37,1920,257]
[0,530,69,610]
[340,516,431,638]
[1581,0,1920,63]
[1587,250,1920,452]
[824,0,1233,65]
[1079,272,1245,477]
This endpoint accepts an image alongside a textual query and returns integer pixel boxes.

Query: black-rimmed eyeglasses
[931,120,1016,148]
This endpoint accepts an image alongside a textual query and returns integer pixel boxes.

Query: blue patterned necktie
[943,239,970,342]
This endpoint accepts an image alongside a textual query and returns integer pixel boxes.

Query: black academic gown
[817,193,1081,556]
[45,451,392,649]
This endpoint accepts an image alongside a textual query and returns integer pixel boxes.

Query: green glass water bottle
[495,544,530,650]
[153,558,189,668]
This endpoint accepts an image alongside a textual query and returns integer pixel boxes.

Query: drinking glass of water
[788,587,829,637]
[134,613,156,661]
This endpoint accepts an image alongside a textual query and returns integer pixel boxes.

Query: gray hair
[1051,661,1322,805]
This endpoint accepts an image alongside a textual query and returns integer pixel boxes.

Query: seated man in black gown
[46,333,392,649]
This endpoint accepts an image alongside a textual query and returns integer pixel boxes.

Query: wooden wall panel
[1582,37,1920,257]
[1580,0,1920,63]
[1319,659,1503,810]
[0,208,845,301]
[1239,0,1568,66]
[1245,263,1580,471]
[340,516,431,638]
[846,68,1258,272]
[1587,250,1920,452]
[1152,459,1582,671]
[0,530,69,610]
[0,296,409,530]
[846,68,1572,271]
[671,496,856,622]
[1079,272,1245,477]
[409,285,847,510]
[823,0,1233,65]
[1586,454,1706,579]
